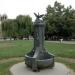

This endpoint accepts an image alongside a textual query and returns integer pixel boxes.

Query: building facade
[0,14,7,38]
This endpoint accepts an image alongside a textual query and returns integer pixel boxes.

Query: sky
[0,0,75,21]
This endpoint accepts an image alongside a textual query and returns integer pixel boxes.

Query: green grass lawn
[0,40,33,59]
[0,40,75,75]
[0,59,23,75]
[0,40,75,59]
[45,41,75,58]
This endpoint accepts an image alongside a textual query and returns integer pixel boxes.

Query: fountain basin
[25,52,54,69]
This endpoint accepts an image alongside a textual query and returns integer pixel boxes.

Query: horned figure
[34,13,44,19]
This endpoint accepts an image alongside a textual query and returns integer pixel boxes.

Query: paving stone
[10,62,74,75]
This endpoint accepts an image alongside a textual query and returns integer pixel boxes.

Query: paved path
[0,57,75,64]
[0,57,24,64]
[10,62,74,75]
[46,41,75,44]
[57,57,75,63]
[0,38,75,44]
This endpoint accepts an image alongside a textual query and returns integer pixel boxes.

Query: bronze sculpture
[25,13,54,71]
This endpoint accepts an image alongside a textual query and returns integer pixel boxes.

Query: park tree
[1,19,18,40]
[44,1,75,40]
[2,15,33,40]
[16,15,33,39]
[10,19,18,40]
[2,19,12,39]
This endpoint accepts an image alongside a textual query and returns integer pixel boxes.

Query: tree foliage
[1,1,75,41]
[16,15,33,39]
[44,1,75,40]
[1,15,33,40]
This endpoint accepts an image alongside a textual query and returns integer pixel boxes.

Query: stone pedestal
[10,62,74,75]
